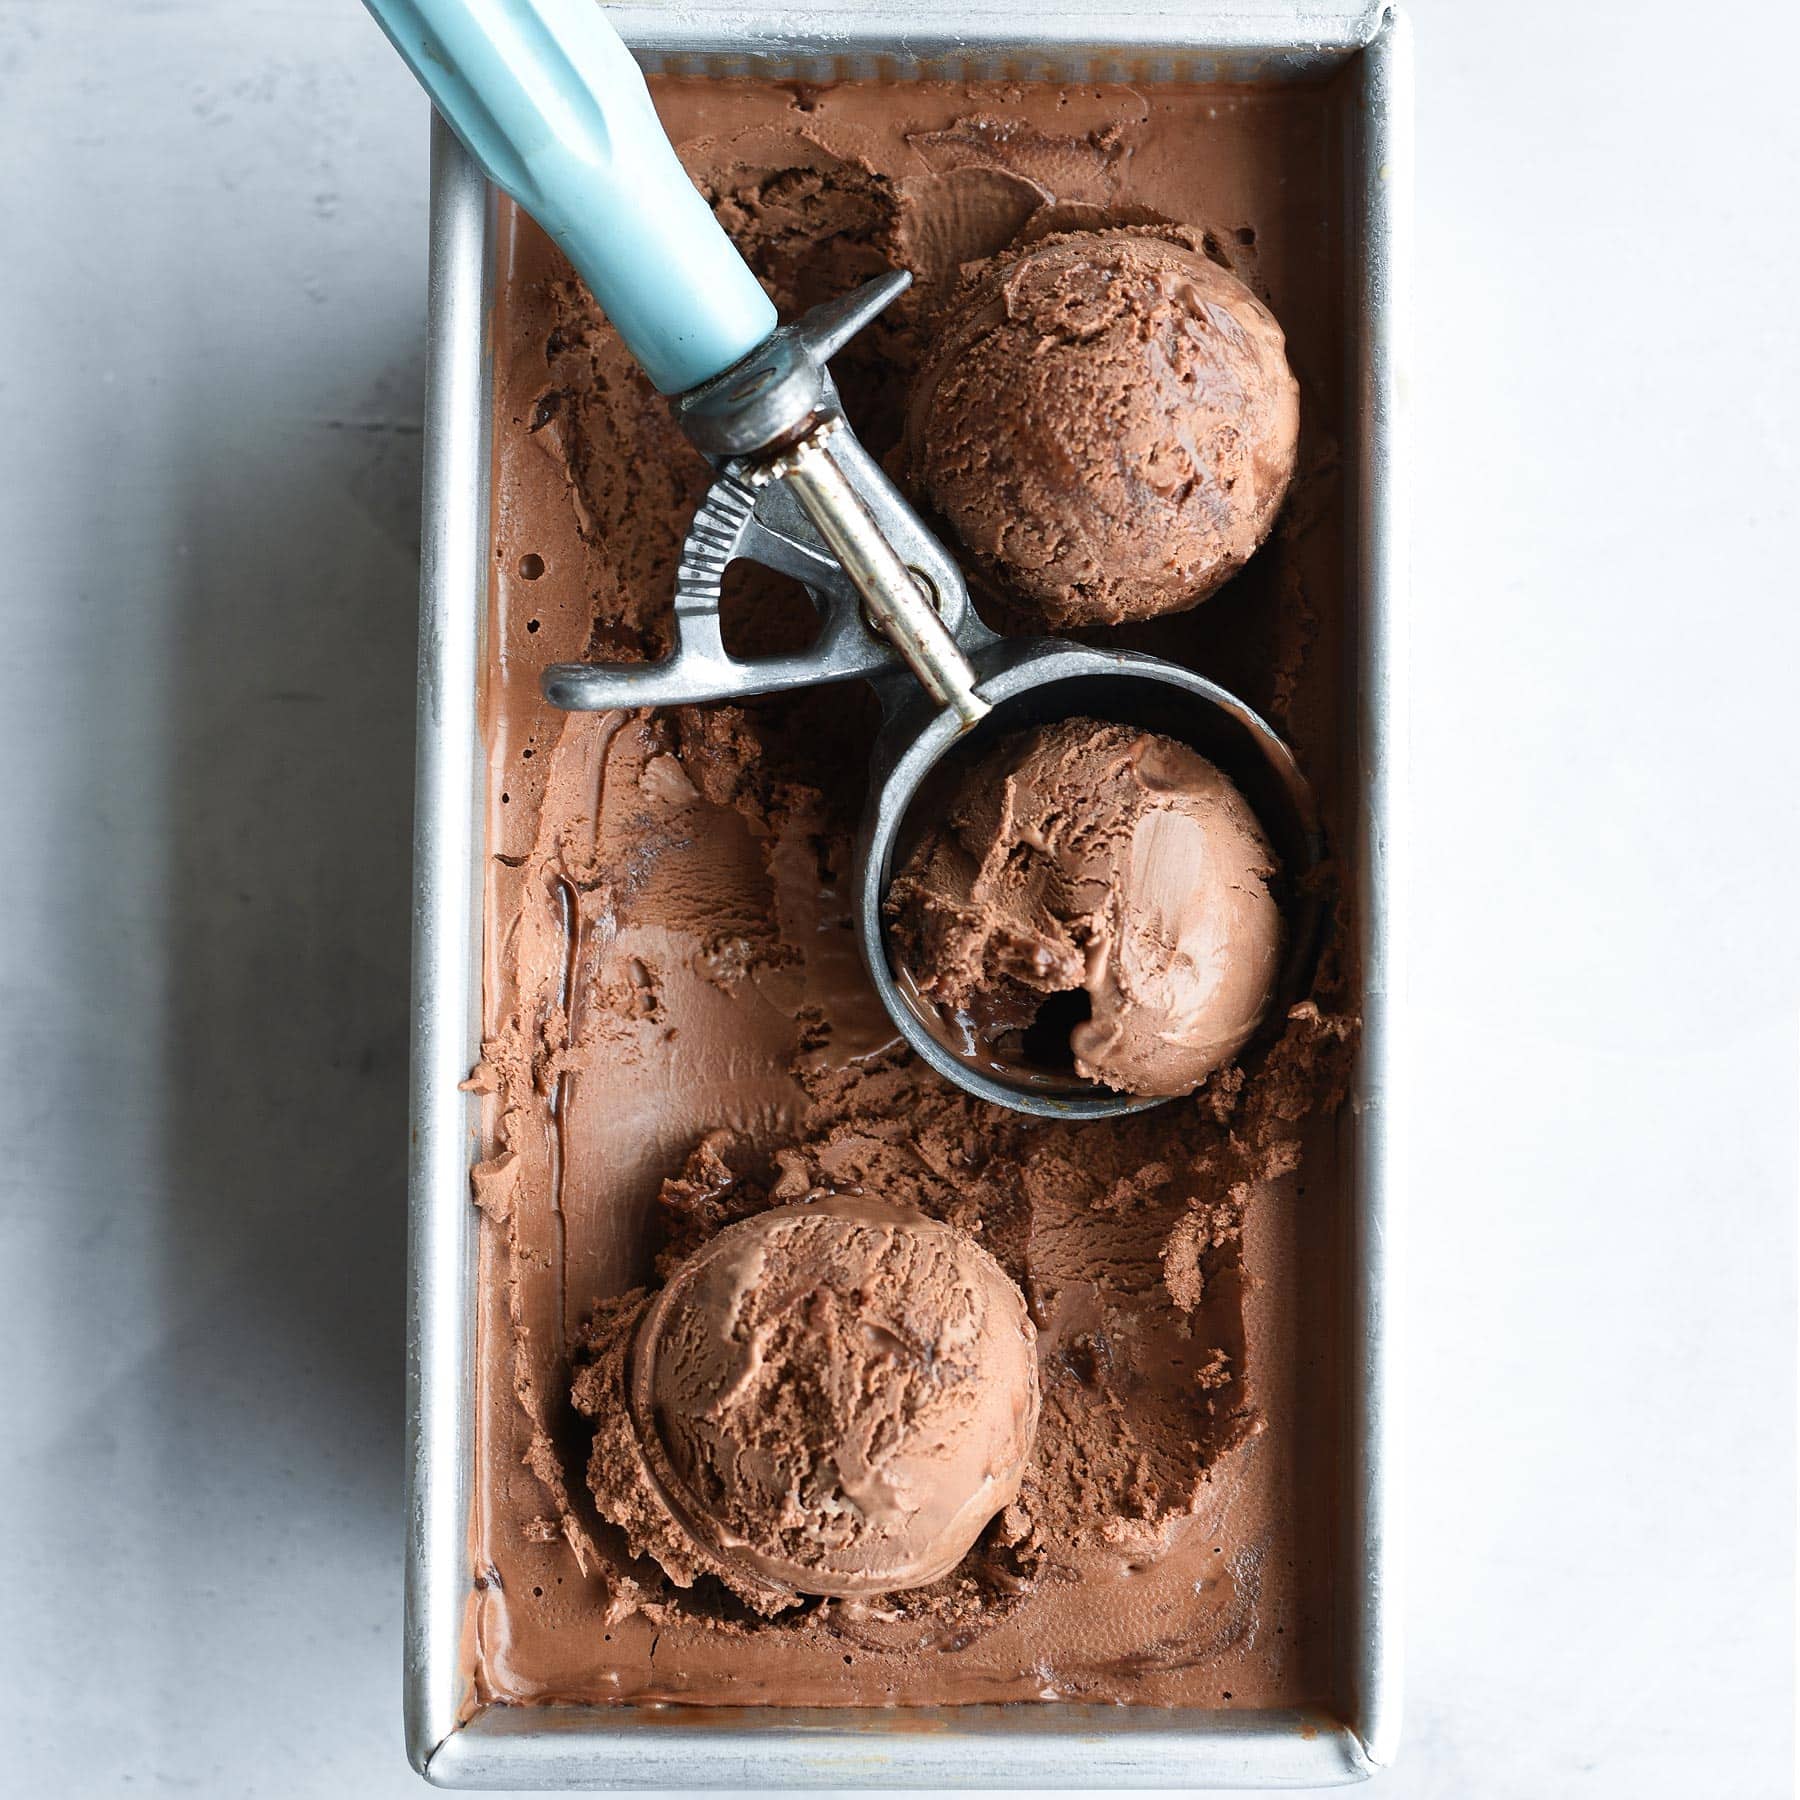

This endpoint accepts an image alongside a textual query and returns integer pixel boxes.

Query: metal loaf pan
[404,2,1408,1785]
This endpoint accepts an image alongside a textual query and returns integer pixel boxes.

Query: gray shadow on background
[148,335,426,1547]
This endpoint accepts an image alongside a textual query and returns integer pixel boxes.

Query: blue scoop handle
[363,0,777,394]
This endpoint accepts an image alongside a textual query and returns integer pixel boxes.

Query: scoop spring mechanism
[542,271,992,727]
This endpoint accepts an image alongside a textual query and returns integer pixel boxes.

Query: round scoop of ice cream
[903,227,1299,628]
[597,1198,1039,1609]
[885,717,1283,1098]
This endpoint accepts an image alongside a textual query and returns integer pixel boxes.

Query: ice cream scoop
[903,228,1300,628]
[886,718,1283,1098]
[364,0,1317,1115]
[576,1199,1040,1612]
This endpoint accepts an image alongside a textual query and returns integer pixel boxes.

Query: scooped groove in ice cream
[574,1198,1041,1614]
[886,718,1283,1098]
[903,226,1300,628]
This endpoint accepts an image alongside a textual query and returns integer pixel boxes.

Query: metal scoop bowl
[544,275,1320,1119]
[859,641,1320,1118]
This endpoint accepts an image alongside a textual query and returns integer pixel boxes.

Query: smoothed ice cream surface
[904,226,1300,628]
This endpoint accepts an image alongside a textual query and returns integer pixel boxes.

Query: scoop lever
[545,272,998,723]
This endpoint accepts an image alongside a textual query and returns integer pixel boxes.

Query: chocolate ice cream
[887,718,1282,1098]
[573,1198,1039,1615]
[468,76,1357,1711]
[903,227,1300,628]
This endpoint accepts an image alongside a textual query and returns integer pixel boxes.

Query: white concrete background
[2,0,1794,1794]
